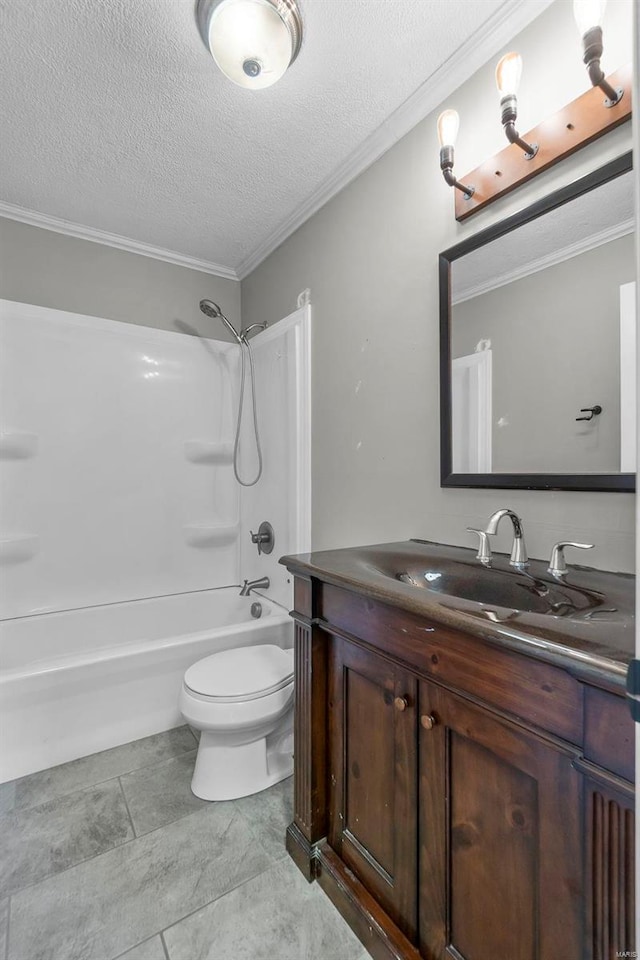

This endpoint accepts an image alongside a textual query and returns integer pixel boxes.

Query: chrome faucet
[239,576,270,597]
[484,508,528,569]
[547,541,593,578]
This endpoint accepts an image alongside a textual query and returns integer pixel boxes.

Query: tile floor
[0,727,369,960]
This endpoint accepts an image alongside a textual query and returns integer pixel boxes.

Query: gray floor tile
[0,779,134,898]
[225,777,293,861]
[120,752,207,835]
[0,727,197,816]
[116,935,167,960]
[8,803,274,960]
[163,857,367,960]
[0,898,8,960]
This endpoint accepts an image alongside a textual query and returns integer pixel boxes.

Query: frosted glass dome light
[196,0,303,90]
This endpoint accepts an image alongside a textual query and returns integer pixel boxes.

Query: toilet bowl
[179,643,294,801]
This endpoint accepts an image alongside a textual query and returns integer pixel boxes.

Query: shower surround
[0,298,310,781]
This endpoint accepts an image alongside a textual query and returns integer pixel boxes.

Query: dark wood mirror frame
[439,151,635,493]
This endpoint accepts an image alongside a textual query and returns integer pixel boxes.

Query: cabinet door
[327,634,418,942]
[419,681,582,960]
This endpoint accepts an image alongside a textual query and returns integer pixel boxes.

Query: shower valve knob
[250,521,274,556]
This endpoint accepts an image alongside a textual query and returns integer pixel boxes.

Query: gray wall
[241,0,635,572]
[452,234,636,474]
[0,218,241,339]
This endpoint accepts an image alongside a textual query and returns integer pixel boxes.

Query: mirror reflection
[447,164,635,481]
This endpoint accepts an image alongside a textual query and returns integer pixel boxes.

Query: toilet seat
[184,644,294,703]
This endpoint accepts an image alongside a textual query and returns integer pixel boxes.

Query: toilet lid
[184,644,294,701]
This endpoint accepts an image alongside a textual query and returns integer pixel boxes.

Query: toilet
[179,644,294,801]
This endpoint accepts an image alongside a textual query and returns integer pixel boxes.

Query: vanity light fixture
[495,53,538,159]
[573,0,623,106]
[437,3,630,220]
[196,0,303,89]
[437,110,475,199]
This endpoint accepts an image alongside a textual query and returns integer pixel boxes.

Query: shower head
[199,298,222,319]
[199,299,242,344]
[241,322,268,340]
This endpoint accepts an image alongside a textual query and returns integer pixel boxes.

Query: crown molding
[235,0,556,280]
[0,201,239,281]
[452,218,635,305]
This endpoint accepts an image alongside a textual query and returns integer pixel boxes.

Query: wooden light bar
[454,63,632,221]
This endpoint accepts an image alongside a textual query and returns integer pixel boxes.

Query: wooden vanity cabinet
[418,680,582,960]
[287,575,635,960]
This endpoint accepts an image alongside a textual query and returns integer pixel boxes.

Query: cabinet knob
[421,714,437,730]
[394,696,409,712]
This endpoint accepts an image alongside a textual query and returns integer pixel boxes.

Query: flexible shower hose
[233,337,263,486]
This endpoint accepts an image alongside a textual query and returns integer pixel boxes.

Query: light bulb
[495,52,523,98]
[208,0,294,89]
[437,110,460,149]
[573,0,607,35]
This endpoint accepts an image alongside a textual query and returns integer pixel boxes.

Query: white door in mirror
[452,350,492,473]
[620,281,636,472]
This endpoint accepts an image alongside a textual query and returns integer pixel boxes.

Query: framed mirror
[440,152,635,492]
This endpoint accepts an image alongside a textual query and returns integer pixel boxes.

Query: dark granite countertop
[280,540,635,692]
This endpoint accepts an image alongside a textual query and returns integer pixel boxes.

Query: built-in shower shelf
[0,432,38,459]
[183,523,239,547]
[0,535,39,563]
[184,440,234,464]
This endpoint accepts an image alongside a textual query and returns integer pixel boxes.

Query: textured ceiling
[1,0,515,275]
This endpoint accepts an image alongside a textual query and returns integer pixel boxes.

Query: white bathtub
[0,588,292,783]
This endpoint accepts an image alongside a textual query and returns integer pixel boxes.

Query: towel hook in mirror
[576,405,603,422]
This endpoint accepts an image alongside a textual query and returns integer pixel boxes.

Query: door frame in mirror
[439,151,635,493]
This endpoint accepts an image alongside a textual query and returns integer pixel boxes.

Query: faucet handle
[548,541,594,577]
[467,528,492,566]
[250,521,274,556]
[250,530,265,555]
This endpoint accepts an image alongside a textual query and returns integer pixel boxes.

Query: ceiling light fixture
[196,0,303,90]
[573,0,623,106]
[437,110,475,200]
[495,52,538,159]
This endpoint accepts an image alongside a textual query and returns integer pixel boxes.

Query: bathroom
[0,0,637,958]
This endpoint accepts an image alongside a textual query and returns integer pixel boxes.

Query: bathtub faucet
[239,576,270,596]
